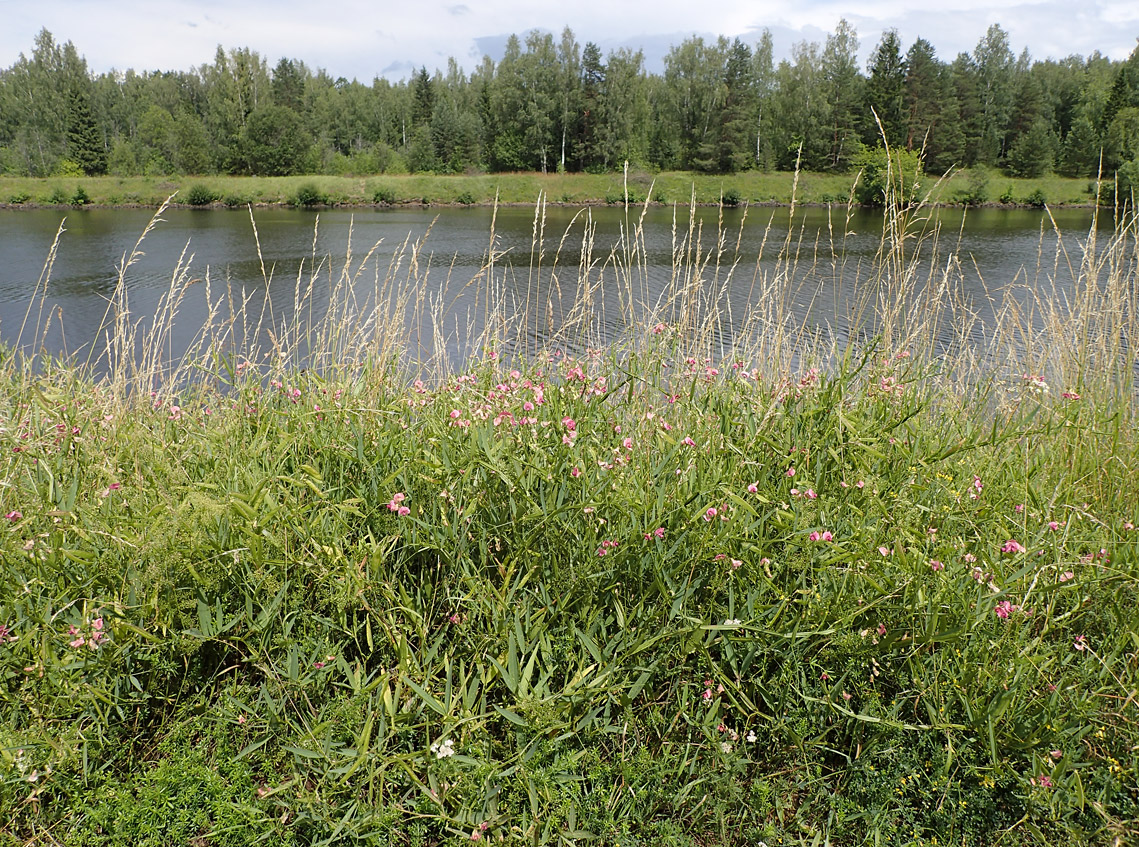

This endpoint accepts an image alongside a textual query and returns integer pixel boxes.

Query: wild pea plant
[0,192,1137,846]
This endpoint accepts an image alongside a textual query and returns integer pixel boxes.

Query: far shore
[0,169,1102,211]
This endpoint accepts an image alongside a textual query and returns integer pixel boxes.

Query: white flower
[720,741,733,753]
[723,618,741,627]
[430,738,455,759]
[746,731,757,743]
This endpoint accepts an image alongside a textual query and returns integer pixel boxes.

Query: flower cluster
[386,492,410,517]
[430,737,455,759]
[67,617,108,650]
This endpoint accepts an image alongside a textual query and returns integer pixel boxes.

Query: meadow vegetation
[0,181,1137,845]
[0,167,1104,209]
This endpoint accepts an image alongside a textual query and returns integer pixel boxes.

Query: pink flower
[929,560,943,572]
[994,600,1013,619]
[747,483,758,494]
[785,467,795,478]
[1073,635,1088,651]
[622,437,634,450]
[856,480,865,489]
[878,546,891,556]
[682,436,696,447]
[964,552,977,563]
[809,531,821,541]
[703,507,718,522]
[386,493,406,511]
[1050,750,1063,760]
[562,416,576,431]
[5,511,21,521]
[571,467,581,478]
[1002,539,1026,554]
[1059,571,1074,582]
[1047,521,1059,531]
[876,623,887,636]
[397,505,410,517]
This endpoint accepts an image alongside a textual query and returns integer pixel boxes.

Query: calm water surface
[0,204,1107,371]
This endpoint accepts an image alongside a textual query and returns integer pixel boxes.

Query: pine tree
[865,29,906,148]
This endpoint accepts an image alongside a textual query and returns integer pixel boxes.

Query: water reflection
[0,203,1113,377]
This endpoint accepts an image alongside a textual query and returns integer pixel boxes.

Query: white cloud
[2,0,1135,80]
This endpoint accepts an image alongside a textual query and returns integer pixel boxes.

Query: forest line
[1,23,1137,191]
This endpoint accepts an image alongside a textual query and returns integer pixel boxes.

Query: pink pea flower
[747,482,758,494]
[1073,635,1088,651]
[994,600,1013,619]
[622,437,634,450]
[571,467,581,478]
[785,467,795,478]
[5,511,21,521]
[929,560,943,572]
[1002,540,1026,554]
[876,623,886,636]
[703,507,718,522]
[1047,521,1059,531]
[682,436,696,447]
[878,546,891,557]
[1059,571,1074,582]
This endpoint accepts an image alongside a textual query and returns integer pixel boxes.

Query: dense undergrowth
[0,181,1137,846]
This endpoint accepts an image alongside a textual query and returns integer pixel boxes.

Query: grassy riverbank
[0,200,1137,846]
[0,168,1101,209]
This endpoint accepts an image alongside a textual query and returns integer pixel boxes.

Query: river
[0,202,1113,374]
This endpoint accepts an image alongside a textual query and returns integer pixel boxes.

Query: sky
[3,0,1137,82]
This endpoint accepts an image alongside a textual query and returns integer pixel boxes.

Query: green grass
[0,168,1102,209]
[0,195,1136,846]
